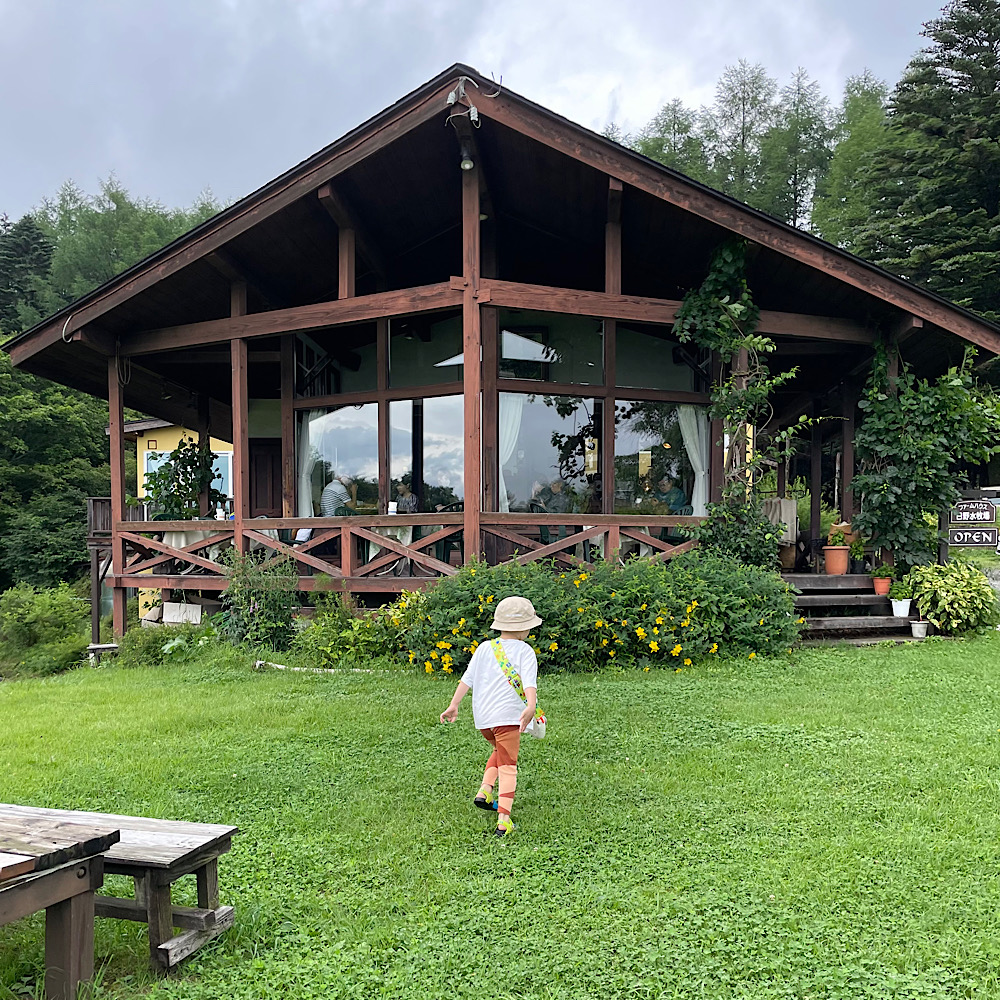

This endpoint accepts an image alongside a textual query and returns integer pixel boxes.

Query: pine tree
[0,214,54,336]
[633,99,712,183]
[852,0,1000,321]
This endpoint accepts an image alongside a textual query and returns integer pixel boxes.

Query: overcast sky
[1,0,946,221]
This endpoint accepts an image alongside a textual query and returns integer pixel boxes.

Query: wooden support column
[776,460,787,500]
[810,411,822,550]
[377,317,389,513]
[482,306,499,511]
[90,548,101,645]
[196,393,211,515]
[841,382,856,522]
[108,356,127,636]
[461,162,482,561]
[709,352,724,503]
[339,228,356,299]
[230,280,249,552]
[280,335,295,517]
[603,177,622,514]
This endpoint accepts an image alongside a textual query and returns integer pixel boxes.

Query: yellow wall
[135,427,232,498]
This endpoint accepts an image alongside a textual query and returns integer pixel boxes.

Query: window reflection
[498,310,603,384]
[614,401,709,515]
[616,323,698,392]
[498,393,601,513]
[295,324,377,397]
[296,404,378,516]
[389,312,463,388]
[390,396,465,511]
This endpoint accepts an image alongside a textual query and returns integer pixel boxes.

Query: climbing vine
[673,240,802,499]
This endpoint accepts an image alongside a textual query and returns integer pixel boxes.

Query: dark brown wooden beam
[317,182,387,287]
[477,90,1000,356]
[841,381,857,521]
[810,411,822,547]
[155,350,281,364]
[120,283,463,356]
[207,249,286,308]
[108,356,127,637]
[280,335,295,517]
[462,160,482,560]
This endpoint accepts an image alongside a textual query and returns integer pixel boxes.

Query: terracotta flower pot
[872,577,891,596]
[823,545,849,575]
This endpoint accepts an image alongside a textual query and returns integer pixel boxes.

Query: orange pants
[480,725,520,815]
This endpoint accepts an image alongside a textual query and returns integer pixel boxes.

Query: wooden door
[249,439,282,517]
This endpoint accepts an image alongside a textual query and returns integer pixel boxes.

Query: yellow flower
[671,644,682,656]
[649,641,659,652]
[759,618,764,626]
[595,619,604,628]
[608,649,615,657]
[797,617,806,624]
[710,643,718,654]
[470,567,476,575]
[641,603,647,610]
[748,651,756,659]
[579,573,588,581]
[574,579,581,588]
[470,640,480,651]
[684,658,692,666]
[680,620,689,627]
[635,627,647,639]
[643,666,650,672]
[430,650,438,660]
[424,662,434,673]
[577,607,584,613]
[549,642,558,651]
[691,600,698,608]
[655,616,664,625]
[408,651,415,663]
[486,595,494,603]
[653,627,659,635]
[436,641,452,649]
[458,618,466,626]
[601,637,608,646]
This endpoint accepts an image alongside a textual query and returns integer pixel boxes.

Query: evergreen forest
[2,0,999,589]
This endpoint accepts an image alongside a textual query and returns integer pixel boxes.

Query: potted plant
[822,529,850,575]
[910,618,930,639]
[128,438,227,520]
[848,538,866,574]
[871,564,894,596]
[888,578,912,618]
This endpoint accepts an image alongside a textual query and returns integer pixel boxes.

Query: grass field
[2,634,1000,999]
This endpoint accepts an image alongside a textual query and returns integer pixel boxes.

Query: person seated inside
[395,480,420,513]
[535,478,572,544]
[320,474,358,516]
[653,475,688,513]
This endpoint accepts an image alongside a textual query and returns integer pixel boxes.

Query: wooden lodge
[7,64,1000,636]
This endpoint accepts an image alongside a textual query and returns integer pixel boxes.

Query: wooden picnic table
[0,804,239,969]
[0,807,120,1000]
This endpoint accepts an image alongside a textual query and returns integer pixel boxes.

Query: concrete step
[795,594,888,608]
[805,615,912,632]
[783,574,874,592]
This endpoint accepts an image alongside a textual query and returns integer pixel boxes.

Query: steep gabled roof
[7,62,1000,384]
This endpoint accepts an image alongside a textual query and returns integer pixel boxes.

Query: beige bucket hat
[491,595,543,631]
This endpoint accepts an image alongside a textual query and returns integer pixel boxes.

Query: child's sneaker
[495,815,515,837]
[474,789,498,811]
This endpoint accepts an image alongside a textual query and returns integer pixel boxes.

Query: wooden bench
[1,805,239,970]
[0,811,120,999]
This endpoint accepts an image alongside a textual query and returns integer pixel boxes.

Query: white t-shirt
[461,638,538,730]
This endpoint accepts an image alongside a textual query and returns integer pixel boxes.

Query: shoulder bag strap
[490,640,543,718]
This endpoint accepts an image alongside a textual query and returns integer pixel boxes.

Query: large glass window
[295,324,378,397]
[616,323,698,392]
[498,309,603,384]
[296,404,378,516]
[144,449,232,499]
[390,395,465,511]
[389,311,463,388]
[497,393,601,513]
[613,401,709,515]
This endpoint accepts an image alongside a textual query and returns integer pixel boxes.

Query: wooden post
[196,393,211,516]
[603,177,621,514]
[776,460,787,500]
[339,228,356,299]
[280,335,295,517]
[938,509,949,565]
[462,161,482,561]
[90,548,101,646]
[377,317,389,513]
[810,413,822,551]
[709,351,724,503]
[231,341,249,553]
[44,880,97,999]
[841,382,856,522]
[411,399,424,508]
[482,306,499,511]
[108,356,127,636]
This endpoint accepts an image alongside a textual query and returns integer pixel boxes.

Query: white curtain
[297,409,325,518]
[678,405,709,516]
[497,393,525,513]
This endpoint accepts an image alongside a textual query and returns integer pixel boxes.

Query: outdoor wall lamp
[459,141,474,171]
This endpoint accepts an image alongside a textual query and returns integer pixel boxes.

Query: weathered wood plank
[0,851,36,882]
[95,896,218,930]
[156,906,234,968]
[0,856,103,927]
[806,616,912,630]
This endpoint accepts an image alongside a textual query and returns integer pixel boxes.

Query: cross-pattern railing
[106,513,702,592]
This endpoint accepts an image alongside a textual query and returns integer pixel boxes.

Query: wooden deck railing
[103,513,703,592]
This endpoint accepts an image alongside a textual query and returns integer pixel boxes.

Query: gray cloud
[1,0,946,220]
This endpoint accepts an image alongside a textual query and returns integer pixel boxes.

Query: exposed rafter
[316,182,388,289]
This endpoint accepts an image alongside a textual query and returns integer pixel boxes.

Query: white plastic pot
[910,620,929,639]
[890,598,912,617]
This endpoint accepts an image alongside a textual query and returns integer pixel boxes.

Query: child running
[439,595,540,837]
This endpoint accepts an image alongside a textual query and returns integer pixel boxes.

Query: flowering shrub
[907,562,999,634]
[387,552,800,674]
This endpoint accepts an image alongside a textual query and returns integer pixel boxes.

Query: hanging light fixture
[459,140,474,171]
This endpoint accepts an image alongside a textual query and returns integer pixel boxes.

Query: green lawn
[3,635,1000,999]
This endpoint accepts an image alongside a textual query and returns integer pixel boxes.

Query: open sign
[948,527,998,547]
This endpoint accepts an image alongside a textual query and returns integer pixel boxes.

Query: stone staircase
[782,574,915,643]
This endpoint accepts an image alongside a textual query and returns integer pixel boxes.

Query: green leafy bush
[686,500,783,570]
[216,550,297,651]
[115,621,216,668]
[888,579,912,600]
[907,562,999,634]
[0,582,89,676]
[871,564,895,580]
[371,553,800,675]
